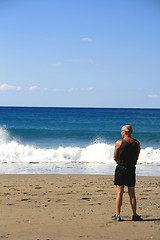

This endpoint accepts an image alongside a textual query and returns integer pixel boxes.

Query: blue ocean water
[0,107,160,175]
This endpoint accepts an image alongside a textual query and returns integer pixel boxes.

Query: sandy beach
[0,174,159,240]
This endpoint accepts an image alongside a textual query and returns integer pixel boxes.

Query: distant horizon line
[0,105,159,110]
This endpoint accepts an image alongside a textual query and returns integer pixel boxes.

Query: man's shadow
[141,218,160,222]
[122,218,160,222]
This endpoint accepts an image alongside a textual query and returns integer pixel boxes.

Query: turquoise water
[0,107,159,175]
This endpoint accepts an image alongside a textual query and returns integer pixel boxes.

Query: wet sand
[0,174,159,240]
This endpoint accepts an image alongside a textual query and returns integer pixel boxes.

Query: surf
[0,127,159,166]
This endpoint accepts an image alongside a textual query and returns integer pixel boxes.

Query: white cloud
[148,94,160,99]
[81,87,93,91]
[28,85,38,91]
[68,88,75,92]
[68,87,93,92]
[52,88,58,92]
[27,86,93,93]
[70,59,80,63]
[52,61,62,67]
[43,88,48,91]
[0,83,21,91]
[82,37,92,42]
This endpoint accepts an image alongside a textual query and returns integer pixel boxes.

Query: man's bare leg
[116,185,124,216]
[128,186,137,215]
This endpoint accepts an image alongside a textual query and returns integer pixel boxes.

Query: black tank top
[116,139,139,166]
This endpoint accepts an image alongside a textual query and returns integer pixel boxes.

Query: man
[112,125,142,221]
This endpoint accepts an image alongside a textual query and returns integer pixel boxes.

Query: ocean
[0,107,159,176]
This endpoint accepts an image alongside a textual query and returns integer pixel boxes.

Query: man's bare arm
[113,140,122,161]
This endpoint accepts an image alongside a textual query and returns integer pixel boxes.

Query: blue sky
[0,0,160,108]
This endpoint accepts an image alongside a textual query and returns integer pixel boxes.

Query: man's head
[121,125,133,136]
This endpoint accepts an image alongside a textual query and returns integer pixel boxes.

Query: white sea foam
[0,127,10,143]
[0,127,159,168]
[0,140,114,164]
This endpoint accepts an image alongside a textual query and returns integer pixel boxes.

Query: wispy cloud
[70,59,80,63]
[82,37,92,42]
[81,87,93,91]
[0,83,21,91]
[148,94,160,99]
[52,61,62,67]
[28,85,39,91]
[68,87,93,92]
[53,87,93,92]
[68,88,76,92]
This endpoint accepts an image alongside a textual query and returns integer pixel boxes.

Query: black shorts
[114,165,136,187]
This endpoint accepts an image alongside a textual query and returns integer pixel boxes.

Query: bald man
[112,125,142,221]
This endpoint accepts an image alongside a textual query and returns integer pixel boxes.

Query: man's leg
[128,186,137,215]
[116,185,124,216]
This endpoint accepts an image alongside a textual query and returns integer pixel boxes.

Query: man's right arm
[136,140,140,158]
[113,140,122,162]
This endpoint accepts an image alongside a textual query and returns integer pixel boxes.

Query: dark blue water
[0,107,160,148]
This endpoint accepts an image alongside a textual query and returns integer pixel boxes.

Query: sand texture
[0,174,159,240]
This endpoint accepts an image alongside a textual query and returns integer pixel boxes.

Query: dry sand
[0,174,159,240]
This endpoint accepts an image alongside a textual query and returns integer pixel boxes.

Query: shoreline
[0,174,159,240]
[1,162,159,176]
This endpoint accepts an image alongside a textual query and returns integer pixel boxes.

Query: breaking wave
[0,127,159,166]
